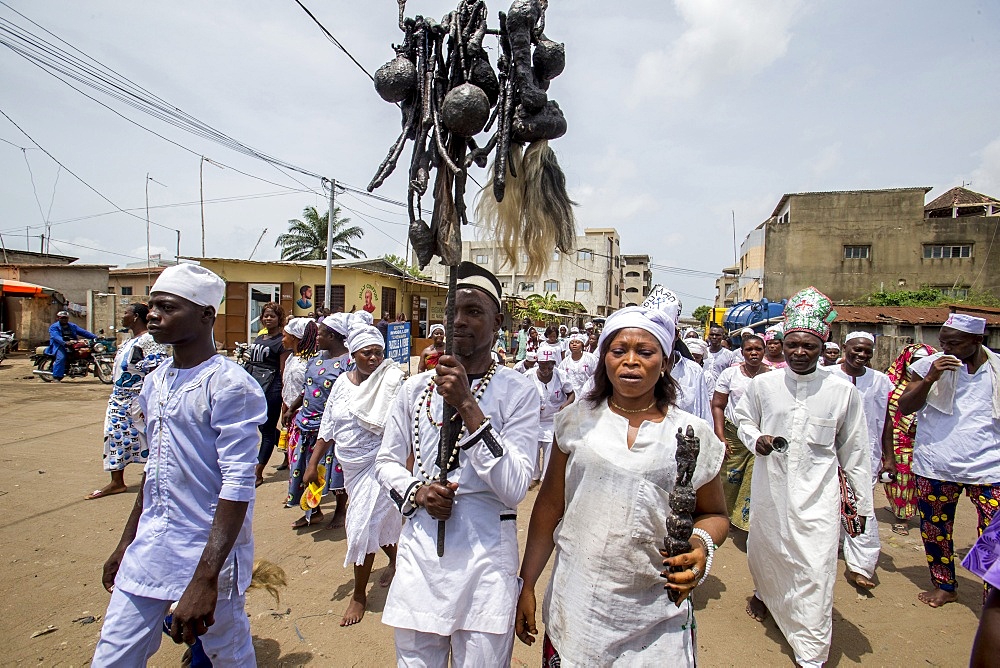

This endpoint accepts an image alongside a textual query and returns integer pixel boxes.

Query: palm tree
[275,206,366,260]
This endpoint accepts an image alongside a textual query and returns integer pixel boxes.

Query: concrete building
[622,254,653,306]
[714,265,739,308]
[719,186,1000,304]
[190,257,447,351]
[420,227,628,317]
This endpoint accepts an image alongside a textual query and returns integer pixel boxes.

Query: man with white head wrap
[640,289,712,423]
[94,264,267,666]
[375,262,539,665]
[829,331,892,589]
[897,312,1000,609]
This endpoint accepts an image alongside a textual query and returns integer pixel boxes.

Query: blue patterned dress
[102,332,170,471]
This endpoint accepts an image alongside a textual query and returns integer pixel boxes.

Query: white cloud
[630,0,802,104]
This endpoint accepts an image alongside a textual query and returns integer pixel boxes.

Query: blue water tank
[723,299,788,346]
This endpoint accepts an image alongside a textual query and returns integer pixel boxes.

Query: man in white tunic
[736,287,872,668]
[527,348,575,485]
[375,262,540,666]
[829,331,892,589]
[897,313,1000,608]
[93,264,267,667]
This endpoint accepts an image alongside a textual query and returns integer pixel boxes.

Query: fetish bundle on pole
[367,0,574,556]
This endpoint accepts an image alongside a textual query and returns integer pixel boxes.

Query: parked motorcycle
[31,335,116,383]
[0,330,15,363]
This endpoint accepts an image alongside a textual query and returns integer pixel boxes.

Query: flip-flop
[85,488,127,500]
[891,523,909,536]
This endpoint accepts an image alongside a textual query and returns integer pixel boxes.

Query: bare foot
[746,595,768,622]
[85,484,127,500]
[340,595,366,627]
[918,588,957,608]
[379,564,396,588]
[847,571,876,589]
[327,506,347,530]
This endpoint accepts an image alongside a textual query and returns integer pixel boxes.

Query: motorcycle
[31,334,117,383]
[0,330,15,363]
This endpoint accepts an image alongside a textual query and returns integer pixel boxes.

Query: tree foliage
[382,253,427,279]
[275,206,366,261]
[691,305,712,324]
[511,292,586,323]
[860,286,1000,307]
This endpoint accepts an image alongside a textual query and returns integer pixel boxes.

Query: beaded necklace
[412,362,498,481]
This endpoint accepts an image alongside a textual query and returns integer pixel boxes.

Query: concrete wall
[763,189,1000,302]
[622,254,651,307]
[14,265,110,306]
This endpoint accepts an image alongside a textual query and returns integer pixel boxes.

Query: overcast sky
[2,0,998,313]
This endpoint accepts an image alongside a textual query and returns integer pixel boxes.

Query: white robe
[735,367,873,665]
[374,367,540,636]
[672,353,712,423]
[558,351,598,396]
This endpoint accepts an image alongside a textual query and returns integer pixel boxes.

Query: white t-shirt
[714,364,770,425]
[559,351,598,396]
[829,365,892,479]
[910,352,1000,484]
[526,366,574,441]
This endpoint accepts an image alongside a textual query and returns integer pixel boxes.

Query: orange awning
[0,279,56,296]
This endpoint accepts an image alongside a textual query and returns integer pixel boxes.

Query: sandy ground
[0,353,986,667]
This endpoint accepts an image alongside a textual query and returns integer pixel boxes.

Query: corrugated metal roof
[833,305,1000,325]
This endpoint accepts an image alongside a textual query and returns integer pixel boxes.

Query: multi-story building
[420,227,628,317]
[718,186,1000,304]
[622,254,653,306]
[714,265,739,308]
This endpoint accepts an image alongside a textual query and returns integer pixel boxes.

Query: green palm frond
[275,206,367,261]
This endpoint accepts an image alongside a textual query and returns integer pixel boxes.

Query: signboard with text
[386,322,411,364]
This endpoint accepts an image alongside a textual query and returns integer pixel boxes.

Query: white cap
[844,331,875,344]
[584,321,594,329]
[740,327,754,336]
[570,326,579,333]
[824,341,841,350]
[537,343,561,362]
[150,263,225,310]
[429,323,445,336]
[525,351,538,361]
[943,313,987,335]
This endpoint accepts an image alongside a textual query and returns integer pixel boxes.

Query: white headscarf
[283,317,310,339]
[347,317,385,354]
[686,338,708,356]
[570,333,588,345]
[596,306,676,357]
[323,312,351,337]
[429,323,445,337]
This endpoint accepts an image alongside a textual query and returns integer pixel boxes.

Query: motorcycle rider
[47,310,96,382]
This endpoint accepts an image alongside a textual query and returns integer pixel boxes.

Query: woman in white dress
[516,305,728,666]
[306,317,404,627]
[87,303,169,500]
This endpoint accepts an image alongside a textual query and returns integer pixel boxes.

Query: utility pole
[146,173,152,291]
[324,178,336,310]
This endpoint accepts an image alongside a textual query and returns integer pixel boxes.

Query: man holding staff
[375,262,539,666]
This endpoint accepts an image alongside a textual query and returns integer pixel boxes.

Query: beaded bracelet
[691,528,716,586]
[407,481,425,510]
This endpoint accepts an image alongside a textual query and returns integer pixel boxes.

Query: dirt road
[0,354,984,666]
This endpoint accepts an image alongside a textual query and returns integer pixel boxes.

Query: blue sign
[386,322,411,364]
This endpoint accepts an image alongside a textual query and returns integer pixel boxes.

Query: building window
[938,286,970,299]
[576,279,592,292]
[381,287,397,318]
[844,245,871,260]
[924,244,972,259]
[625,287,639,294]
[521,253,530,265]
[577,249,593,261]
[543,279,559,292]
[625,271,640,278]
[475,254,490,264]
[553,250,561,261]
[120,286,134,296]
[314,285,346,311]
[145,286,151,295]
[501,281,509,289]
[520,282,535,292]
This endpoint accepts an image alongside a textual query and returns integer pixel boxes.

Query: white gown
[543,401,724,666]
[326,375,402,567]
[374,367,540,636]
[735,367,873,665]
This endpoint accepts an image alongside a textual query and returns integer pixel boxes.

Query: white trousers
[842,480,881,579]
[394,627,514,667]
[532,439,553,482]
[92,588,254,667]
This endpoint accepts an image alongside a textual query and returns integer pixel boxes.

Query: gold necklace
[609,398,656,414]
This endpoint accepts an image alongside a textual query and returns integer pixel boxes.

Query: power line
[290,0,374,82]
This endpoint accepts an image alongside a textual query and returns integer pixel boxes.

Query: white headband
[844,331,875,344]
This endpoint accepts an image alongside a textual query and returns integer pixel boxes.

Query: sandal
[292,509,323,529]
[85,487,127,500]
[891,522,909,536]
